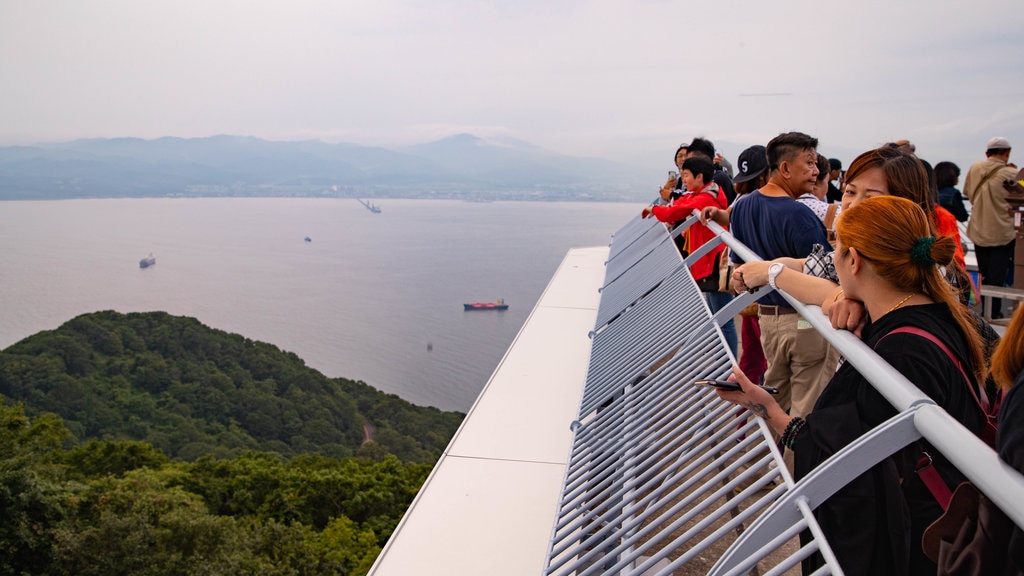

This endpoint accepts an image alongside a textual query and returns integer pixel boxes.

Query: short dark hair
[934,161,961,189]
[680,156,715,186]
[687,137,717,160]
[766,132,818,171]
[816,153,830,182]
[987,147,1011,157]
[828,158,842,171]
[673,144,688,163]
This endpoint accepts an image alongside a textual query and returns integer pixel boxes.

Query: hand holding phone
[694,379,778,394]
[694,378,741,391]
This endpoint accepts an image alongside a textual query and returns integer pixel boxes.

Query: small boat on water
[464,298,508,311]
[304,236,312,242]
[139,253,156,268]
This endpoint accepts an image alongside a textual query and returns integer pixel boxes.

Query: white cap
[986,136,1011,150]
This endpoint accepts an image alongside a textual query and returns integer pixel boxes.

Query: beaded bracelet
[779,417,806,449]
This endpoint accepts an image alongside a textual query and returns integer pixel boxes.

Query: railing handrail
[702,210,1024,528]
[545,210,1024,575]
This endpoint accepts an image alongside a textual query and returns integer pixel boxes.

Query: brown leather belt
[758,304,798,315]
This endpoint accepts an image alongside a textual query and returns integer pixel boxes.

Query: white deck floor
[367,246,609,576]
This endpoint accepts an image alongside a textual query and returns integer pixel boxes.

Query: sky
[2,0,1023,176]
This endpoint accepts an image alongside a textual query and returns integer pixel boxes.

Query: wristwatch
[767,262,785,291]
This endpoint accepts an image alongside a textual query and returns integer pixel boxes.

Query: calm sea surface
[0,198,637,412]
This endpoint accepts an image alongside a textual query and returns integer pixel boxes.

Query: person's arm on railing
[734,259,868,335]
[735,260,840,307]
[699,205,731,227]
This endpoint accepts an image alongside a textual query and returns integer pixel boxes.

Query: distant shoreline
[0,192,642,203]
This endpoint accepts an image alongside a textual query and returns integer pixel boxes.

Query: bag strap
[824,203,839,230]
[884,326,990,413]
[969,166,1009,200]
[717,246,732,293]
[916,452,953,509]
[823,204,839,245]
[877,326,991,511]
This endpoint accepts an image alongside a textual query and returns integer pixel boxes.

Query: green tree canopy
[0,311,469,574]
[0,311,463,463]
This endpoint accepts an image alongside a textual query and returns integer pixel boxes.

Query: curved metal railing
[543,210,1024,576]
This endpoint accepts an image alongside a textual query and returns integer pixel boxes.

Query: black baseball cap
[733,145,768,184]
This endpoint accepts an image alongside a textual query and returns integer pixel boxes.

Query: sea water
[0,198,639,411]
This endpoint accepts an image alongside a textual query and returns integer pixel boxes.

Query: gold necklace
[886,293,915,314]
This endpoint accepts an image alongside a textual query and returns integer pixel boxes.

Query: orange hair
[992,306,1024,391]
[836,196,986,385]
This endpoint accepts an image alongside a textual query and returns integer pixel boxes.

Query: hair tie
[910,237,936,266]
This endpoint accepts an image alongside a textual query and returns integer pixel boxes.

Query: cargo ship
[464,298,508,311]
[139,253,156,268]
[357,198,382,213]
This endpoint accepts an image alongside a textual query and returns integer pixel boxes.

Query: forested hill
[0,310,464,463]
[0,311,466,574]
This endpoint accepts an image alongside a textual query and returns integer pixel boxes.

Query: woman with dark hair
[922,158,968,271]
[935,161,968,222]
[658,143,688,202]
[720,196,988,574]
[735,146,977,322]
[839,146,935,214]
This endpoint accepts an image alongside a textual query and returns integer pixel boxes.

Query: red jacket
[649,182,729,281]
[935,206,966,269]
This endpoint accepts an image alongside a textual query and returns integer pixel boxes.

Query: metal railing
[543,210,1024,575]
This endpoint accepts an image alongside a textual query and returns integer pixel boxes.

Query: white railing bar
[710,410,922,573]
[914,404,1024,529]
[552,411,760,562]
[717,517,816,576]
[626,460,786,576]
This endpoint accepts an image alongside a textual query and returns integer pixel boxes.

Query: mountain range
[0,134,647,201]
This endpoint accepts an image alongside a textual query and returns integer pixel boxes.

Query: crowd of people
[642,134,1024,575]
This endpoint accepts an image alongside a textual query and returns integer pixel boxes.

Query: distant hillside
[0,310,463,464]
[0,134,646,201]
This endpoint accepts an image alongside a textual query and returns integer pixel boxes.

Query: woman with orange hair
[990,306,1024,572]
[718,196,988,575]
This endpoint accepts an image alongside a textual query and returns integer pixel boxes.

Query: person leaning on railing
[990,305,1024,573]
[642,156,737,354]
[733,146,984,339]
[715,196,988,575]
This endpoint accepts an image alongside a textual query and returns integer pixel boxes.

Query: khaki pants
[757,311,840,419]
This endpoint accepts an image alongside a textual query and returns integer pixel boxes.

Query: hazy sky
[2,0,1023,173]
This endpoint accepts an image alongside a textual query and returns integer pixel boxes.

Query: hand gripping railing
[544,209,1024,576]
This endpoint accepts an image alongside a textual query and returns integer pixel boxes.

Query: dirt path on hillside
[362,419,376,445]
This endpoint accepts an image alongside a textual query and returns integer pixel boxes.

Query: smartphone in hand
[694,379,741,391]
[694,379,779,394]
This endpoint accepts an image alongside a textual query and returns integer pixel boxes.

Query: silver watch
[767,262,785,290]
